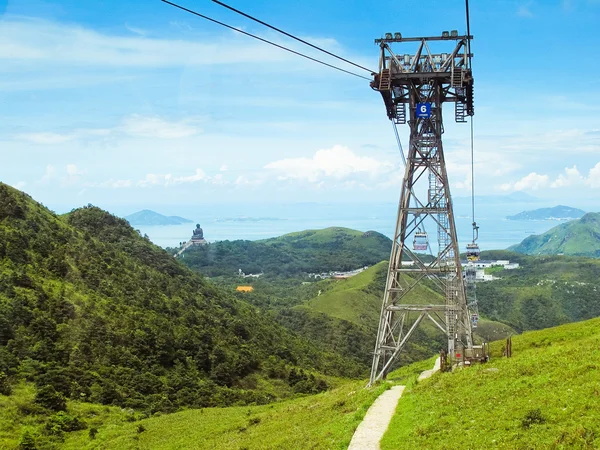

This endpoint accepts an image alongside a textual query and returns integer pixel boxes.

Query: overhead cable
[161,0,371,81]
[391,121,406,167]
[211,0,375,74]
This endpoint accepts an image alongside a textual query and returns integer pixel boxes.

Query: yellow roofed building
[236,286,254,293]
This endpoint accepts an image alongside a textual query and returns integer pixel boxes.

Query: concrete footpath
[347,359,440,450]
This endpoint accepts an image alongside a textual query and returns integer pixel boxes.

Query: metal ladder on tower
[394,102,406,124]
[379,68,391,91]
[455,100,467,123]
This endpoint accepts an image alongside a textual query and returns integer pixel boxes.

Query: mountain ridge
[509,212,600,257]
[507,205,586,221]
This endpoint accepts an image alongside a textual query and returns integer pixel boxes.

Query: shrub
[521,408,546,428]
[34,385,66,412]
[0,371,12,396]
[18,429,37,450]
[45,412,86,435]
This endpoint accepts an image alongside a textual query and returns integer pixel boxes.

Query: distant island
[125,209,193,226]
[507,205,586,221]
[510,212,600,257]
[214,217,286,223]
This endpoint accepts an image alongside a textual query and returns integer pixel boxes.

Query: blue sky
[2,0,600,214]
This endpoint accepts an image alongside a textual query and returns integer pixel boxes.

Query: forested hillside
[177,227,392,277]
[510,212,600,257]
[0,183,363,418]
[477,250,600,332]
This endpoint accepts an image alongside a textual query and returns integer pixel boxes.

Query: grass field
[302,262,444,328]
[381,316,600,449]
[0,379,390,450]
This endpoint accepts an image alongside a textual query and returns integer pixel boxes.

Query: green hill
[124,209,192,226]
[381,316,600,449]
[178,227,392,277]
[510,212,600,257]
[0,183,362,418]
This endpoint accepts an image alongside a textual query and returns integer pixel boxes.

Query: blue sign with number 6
[416,102,431,118]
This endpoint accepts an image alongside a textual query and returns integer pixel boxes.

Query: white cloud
[110,179,133,188]
[586,162,600,188]
[14,115,201,143]
[551,165,584,188]
[16,132,74,144]
[136,168,219,187]
[173,168,208,184]
[66,164,83,177]
[517,3,534,17]
[265,145,395,183]
[40,164,57,184]
[500,162,600,192]
[500,172,549,191]
[234,175,263,186]
[220,165,229,172]
[119,115,200,139]
[0,17,312,69]
[124,23,147,36]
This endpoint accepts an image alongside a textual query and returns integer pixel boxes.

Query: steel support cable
[391,121,406,167]
[161,0,371,81]
[211,0,376,74]
[466,0,477,242]
[470,117,477,242]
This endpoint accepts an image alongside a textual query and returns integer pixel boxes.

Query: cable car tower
[369,29,477,384]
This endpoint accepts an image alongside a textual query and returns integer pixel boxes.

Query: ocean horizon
[128,200,572,253]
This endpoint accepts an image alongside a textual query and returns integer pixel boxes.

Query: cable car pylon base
[369,32,477,385]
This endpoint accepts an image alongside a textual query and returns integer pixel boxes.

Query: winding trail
[348,358,441,450]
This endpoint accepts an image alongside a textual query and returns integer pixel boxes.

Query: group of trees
[178,228,392,277]
[0,184,359,420]
[477,251,600,332]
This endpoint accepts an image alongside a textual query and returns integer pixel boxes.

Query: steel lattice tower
[369,32,476,384]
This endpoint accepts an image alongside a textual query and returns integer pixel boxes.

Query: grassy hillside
[5,317,597,450]
[510,212,600,257]
[381,316,600,449]
[1,379,389,450]
[302,261,445,327]
[177,227,392,277]
[0,183,363,420]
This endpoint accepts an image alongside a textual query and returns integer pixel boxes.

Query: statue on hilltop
[190,224,207,245]
[192,224,204,240]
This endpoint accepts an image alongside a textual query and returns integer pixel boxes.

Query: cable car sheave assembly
[161,0,486,384]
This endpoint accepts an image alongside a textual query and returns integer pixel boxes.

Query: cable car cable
[211,0,376,74]
[161,0,372,81]
[391,122,406,167]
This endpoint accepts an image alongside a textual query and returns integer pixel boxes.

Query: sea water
[133,200,568,252]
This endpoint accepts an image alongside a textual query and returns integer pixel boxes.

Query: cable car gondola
[413,231,428,251]
[466,242,480,262]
